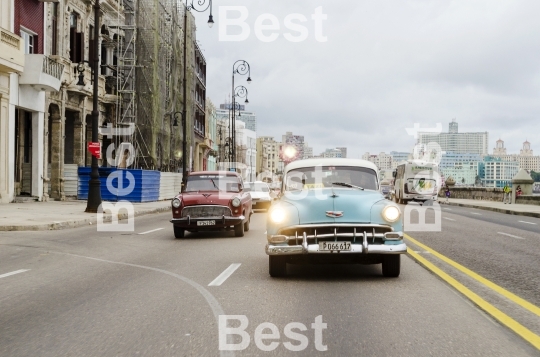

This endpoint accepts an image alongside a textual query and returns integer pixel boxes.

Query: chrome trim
[181,205,232,218]
[266,242,407,255]
[274,232,388,243]
[384,231,403,240]
[278,223,393,232]
[302,232,308,252]
[363,231,368,254]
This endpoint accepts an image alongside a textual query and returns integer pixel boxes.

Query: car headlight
[270,208,286,223]
[382,205,400,223]
[172,198,181,208]
[231,197,241,207]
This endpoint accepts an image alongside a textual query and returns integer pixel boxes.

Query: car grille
[181,205,232,218]
[278,225,393,245]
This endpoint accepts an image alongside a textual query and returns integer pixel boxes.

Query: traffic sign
[88,142,101,159]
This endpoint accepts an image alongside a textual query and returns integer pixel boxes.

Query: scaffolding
[108,0,185,171]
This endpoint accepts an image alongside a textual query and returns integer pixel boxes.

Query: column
[73,111,84,165]
[50,105,65,200]
[31,111,44,201]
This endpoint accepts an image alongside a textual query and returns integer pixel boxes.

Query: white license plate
[197,220,215,226]
[319,241,352,251]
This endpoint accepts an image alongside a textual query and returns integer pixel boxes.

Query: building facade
[362,152,392,170]
[479,156,519,188]
[492,139,540,172]
[417,120,489,155]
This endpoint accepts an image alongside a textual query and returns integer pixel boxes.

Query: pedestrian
[445,187,451,203]
[503,184,511,204]
[516,185,522,199]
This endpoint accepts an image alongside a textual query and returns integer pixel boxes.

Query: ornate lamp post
[182,0,213,189]
[85,0,102,213]
[231,60,251,170]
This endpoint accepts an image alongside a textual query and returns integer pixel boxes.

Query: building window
[69,12,83,63]
[21,29,36,54]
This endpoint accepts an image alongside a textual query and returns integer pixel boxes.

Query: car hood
[181,191,237,206]
[249,191,271,199]
[281,188,385,224]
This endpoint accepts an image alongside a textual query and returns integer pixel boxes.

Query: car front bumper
[170,215,245,228]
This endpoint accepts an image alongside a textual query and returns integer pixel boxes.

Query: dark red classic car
[170,171,252,238]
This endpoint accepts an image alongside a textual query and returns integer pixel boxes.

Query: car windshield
[185,175,241,192]
[284,166,379,191]
[244,183,269,192]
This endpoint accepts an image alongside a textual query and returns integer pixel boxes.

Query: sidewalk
[438,198,540,219]
[0,200,171,231]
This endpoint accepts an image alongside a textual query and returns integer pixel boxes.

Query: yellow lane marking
[405,234,540,318]
[407,248,540,350]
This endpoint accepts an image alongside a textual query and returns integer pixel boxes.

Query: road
[1,208,539,356]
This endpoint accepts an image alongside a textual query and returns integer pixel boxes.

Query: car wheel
[234,221,245,237]
[244,214,250,232]
[269,256,287,277]
[173,226,185,239]
[382,255,400,277]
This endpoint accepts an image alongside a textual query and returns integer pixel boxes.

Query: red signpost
[88,142,101,159]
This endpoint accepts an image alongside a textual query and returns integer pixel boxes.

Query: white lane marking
[443,217,456,221]
[208,264,241,287]
[497,232,525,240]
[138,228,164,235]
[443,208,452,211]
[470,212,482,215]
[0,269,30,279]
[518,221,537,225]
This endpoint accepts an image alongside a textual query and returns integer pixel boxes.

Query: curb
[440,201,540,219]
[0,206,171,232]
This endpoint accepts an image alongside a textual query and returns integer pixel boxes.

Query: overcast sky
[192,0,540,158]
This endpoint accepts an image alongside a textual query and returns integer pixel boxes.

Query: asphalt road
[1,209,539,357]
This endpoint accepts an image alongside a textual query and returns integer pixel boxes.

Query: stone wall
[516,196,540,205]
[439,187,540,205]
[438,187,504,201]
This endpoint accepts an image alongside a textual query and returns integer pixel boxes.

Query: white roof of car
[284,158,379,174]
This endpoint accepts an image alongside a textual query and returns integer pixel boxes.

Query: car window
[185,175,241,192]
[285,166,378,191]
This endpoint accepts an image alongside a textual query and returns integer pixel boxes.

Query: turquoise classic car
[266,158,406,277]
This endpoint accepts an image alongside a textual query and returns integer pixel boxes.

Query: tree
[461,177,465,184]
[530,171,540,182]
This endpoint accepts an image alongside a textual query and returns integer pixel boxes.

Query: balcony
[19,55,64,91]
[0,28,25,73]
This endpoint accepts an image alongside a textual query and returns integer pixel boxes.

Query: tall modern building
[439,152,482,185]
[362,152,393,170]
[390,151,412,169]
[281,132,305,162]
[417,119,489,155]
[336,147,347,158]
[218,103,257,132]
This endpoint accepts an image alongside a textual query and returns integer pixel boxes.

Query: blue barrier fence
[78,167,160,202]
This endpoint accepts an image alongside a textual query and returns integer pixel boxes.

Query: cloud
[193,0,540,157]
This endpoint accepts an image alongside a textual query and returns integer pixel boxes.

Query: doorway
[14,109,33,196]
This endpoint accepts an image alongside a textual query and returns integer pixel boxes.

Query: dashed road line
[0,269,30,279]
[497,232,525,240]
[443,217,456,221]
[518,221,537,225]
[443,208,452,211]
[208,264,241,286]
[470,212,482,215]
[138,228,164,235]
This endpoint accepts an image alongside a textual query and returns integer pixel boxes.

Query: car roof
[284,158,379,174]
[189,171,240,177]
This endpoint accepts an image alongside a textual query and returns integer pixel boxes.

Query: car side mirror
[392,171,397,178]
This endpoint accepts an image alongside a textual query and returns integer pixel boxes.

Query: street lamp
[85,0,102,213]
[231,60,252,170]
[182,0,213,189]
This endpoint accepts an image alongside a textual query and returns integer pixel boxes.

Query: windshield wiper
[210,179,221,191]
[331,182,364,190]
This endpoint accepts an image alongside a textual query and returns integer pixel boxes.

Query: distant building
[438,152,482,185]
[216,103,257,132]
[256,136,280,179]
[303,143,314,159]
[390,151,412,169]
[362,152,392,170]
[479,156,519,188]
[322,148,343,158]
[417,119,489,155]
[492,139,540,172]
[281,132,305,163]
[336,147,347,158]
